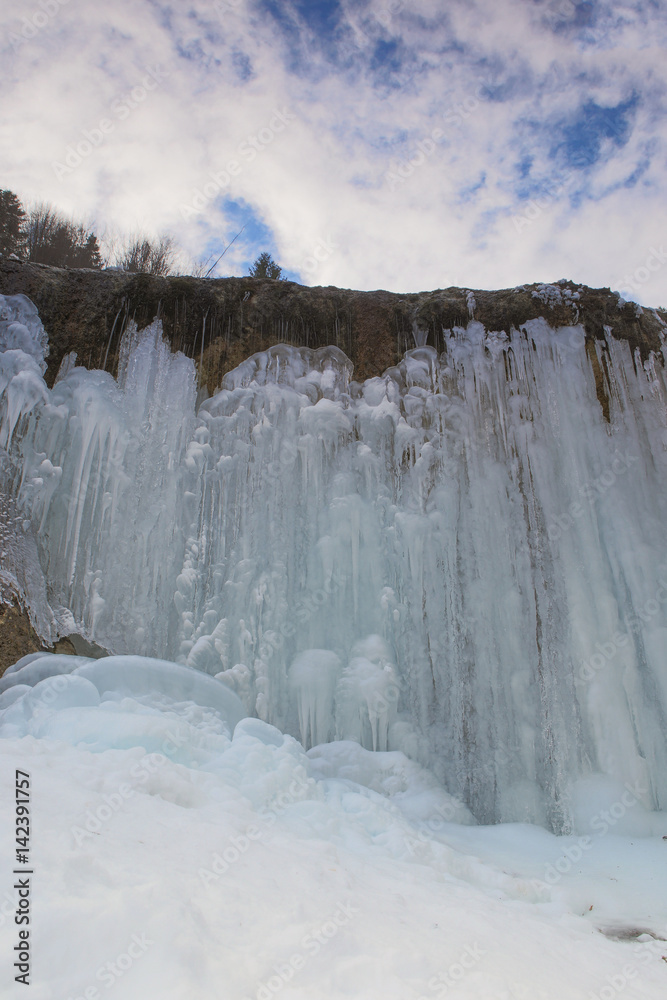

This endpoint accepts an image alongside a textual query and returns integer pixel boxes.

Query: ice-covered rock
[0,653,247,748]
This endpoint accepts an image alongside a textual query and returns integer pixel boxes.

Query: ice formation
[1,292,667,830]
[334,635,399,752]
[289,649,341,749]
[0,292,49,370]
[0,652,246,753]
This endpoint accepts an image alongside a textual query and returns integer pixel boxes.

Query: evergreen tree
[248,251,283,279]
[0,189,26,257]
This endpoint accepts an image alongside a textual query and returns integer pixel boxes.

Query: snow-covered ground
[1,655,666,1000]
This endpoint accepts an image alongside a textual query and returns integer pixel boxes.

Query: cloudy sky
[1,0,666,303]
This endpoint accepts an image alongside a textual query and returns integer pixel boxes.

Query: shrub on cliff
[112,234,177,276]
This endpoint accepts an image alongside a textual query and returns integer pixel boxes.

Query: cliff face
[1,258,665,394]
[1,258,666,672]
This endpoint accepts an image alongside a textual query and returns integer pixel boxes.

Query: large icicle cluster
[1,290,667,830]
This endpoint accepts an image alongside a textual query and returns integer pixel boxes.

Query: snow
[0,656,666,999]
[531,282,582,309]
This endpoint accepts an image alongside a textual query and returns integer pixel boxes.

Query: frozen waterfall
[1,290,667,831]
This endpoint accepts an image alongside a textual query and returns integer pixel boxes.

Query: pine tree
[248,251,283,279]
[0,190,26,257]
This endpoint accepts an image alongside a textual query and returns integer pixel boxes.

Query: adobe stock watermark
[348,1,405,52]
[513,102,633,234]
[256,571,349,661]
[51,65,170,180]
[588,924,667,1000]
[404,799,462,856]
[368,671,405,720]
[535,778,649,889]
[198,769,314,888]
[417,942,487,999]
[7,0,71,52]
[615,246,667,300]
[243,901,358,1000]
[376,0,406,29]
[542,0,577,27]
[70,727,189,847]
[511,169,577,234]
[63,932,154,1000]
[384,79,490,191]
[385,124,442,189]
[179,109,296,220]
[385,80,491,191]
[575,579,667,686]
[546,449,639,542]
[300,235,339,277]
[215,0,245,19]
[444,404,492,459]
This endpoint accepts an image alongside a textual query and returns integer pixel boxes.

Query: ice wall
[1,290,667,830]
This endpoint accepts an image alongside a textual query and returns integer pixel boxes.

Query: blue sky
[1,0,666,303]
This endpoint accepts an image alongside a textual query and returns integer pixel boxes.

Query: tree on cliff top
[248,252,283,279]
[1,190,178,273]
[24,204,102,268]
[0,190,26,257]
[113,234,177,276]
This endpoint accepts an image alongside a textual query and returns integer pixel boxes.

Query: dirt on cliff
[1,259,664,393]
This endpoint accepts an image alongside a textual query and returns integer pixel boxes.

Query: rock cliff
[1,258,664,393]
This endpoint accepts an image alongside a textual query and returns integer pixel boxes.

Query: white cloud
[1,0,666,303]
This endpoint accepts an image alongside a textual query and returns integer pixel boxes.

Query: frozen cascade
[1,291,667,830]
[289,649,342,749]
[335,635,399,752]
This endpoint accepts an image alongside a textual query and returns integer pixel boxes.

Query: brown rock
[0,601,75,678]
